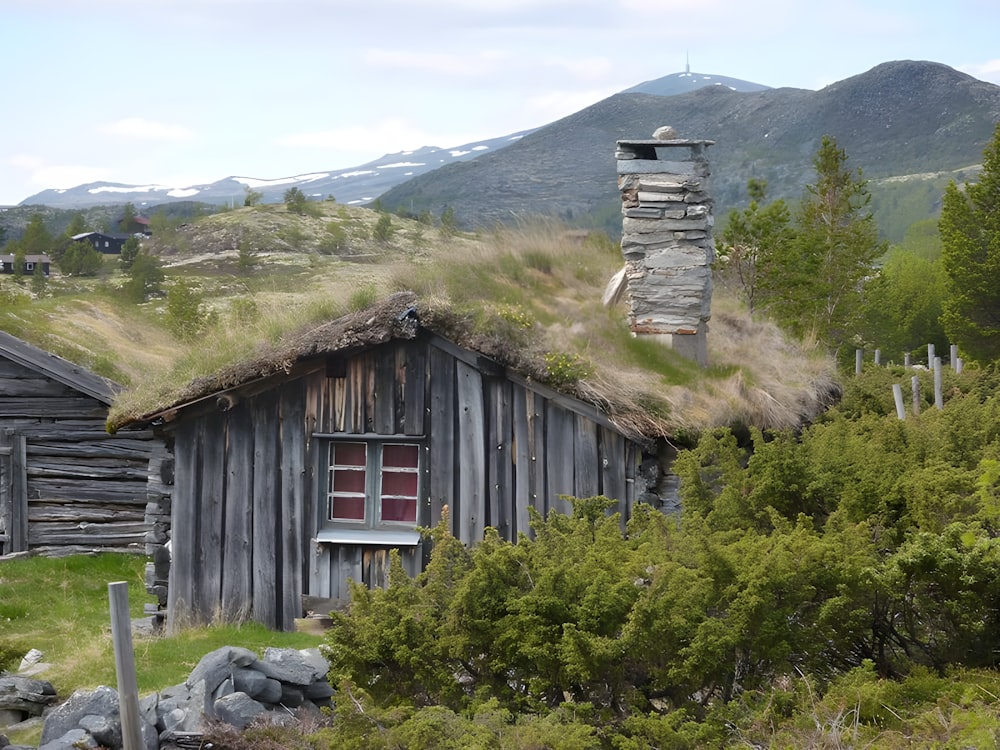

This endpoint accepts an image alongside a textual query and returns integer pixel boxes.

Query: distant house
[72,232,126,254]
[0,254,50,276]
[0,332,169,557]
[116,214,151,237]
[115,293,669,631]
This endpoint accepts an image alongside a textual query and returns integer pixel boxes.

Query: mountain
[375,61,1000,238]
[18,130,536,210]
[623,68,771,95]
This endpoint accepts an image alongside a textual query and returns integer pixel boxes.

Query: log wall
[0,357,162,555]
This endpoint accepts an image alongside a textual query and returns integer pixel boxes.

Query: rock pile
[0,675,57,727]
[11,645,332,750]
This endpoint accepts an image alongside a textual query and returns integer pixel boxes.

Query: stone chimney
[615,128,715,365]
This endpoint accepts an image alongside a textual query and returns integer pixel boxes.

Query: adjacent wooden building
[0,331,167,556]
[118,293,668,631]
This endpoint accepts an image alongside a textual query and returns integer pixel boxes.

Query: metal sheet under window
[315,528,422,546]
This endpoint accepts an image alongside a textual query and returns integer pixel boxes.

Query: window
[327,440,420,527]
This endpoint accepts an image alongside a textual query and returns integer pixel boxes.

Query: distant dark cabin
[72,232,126,255]
[119,293,668,632]
[0,254,50,276]
[0,332,168,556]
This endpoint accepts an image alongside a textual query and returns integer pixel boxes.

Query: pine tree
[939,123,1000,363]
[768,136,886,351]
[718,178,794,314]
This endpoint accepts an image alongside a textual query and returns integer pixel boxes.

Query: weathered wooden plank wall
[167,418,200,630]
[166,335,643,631]
[251,390,280,629]
[221,403,253,621]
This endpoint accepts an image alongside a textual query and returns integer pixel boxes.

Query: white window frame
[316,434,424,535]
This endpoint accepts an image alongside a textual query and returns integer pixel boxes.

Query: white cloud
[16,161,109,191]
[541,54,613,80]
[363,48,508,77]
[101,117,195,141]
[278,119,482,155]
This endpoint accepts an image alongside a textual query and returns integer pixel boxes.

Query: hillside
[377,61,1000,241]
[0,201,838,439]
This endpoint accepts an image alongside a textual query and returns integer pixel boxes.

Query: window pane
[383,443,418,468]
[330,442,367,522]
[330,495,365,521]
[333,442,366,466]
[332,468,366,494]
[381,497,417,523]
[379,443,418,524]
[381,470,417,497]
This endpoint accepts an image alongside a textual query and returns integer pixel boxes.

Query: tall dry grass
[101,213,838,436]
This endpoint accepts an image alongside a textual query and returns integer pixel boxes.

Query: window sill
[316,528,422,546]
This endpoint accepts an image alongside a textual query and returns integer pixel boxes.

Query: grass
[6,206,838,438]
[0,552,321,695]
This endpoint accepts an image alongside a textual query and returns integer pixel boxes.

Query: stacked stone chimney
[616,128,715,365]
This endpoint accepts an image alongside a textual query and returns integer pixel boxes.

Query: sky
[2,0,999,206]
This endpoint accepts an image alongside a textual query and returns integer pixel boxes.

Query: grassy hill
[0,201,837,440]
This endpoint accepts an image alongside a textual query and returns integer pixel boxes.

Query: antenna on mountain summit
[685,51,690,75]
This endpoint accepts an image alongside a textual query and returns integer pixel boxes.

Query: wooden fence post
[934,357,943,410]
[108,582,144,750]
[892,384,906,420]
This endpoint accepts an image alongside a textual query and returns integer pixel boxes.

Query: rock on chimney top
[653,125,678,140]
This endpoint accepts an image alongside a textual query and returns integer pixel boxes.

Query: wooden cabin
[0,331,168,556]
[117,293,668,632]
[72,232,126,255]
[0,254,50,276]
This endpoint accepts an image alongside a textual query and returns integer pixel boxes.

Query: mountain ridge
[15,70,770,210]
[374,60,1000,236]
[17,130,536,210]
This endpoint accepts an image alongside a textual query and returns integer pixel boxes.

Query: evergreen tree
[119,236,141,271]
[243,187,263,207]
[120,201,140,233]
[859,247,947,358]
[123,251,164,303]
[769,136,886,351]
[718,178,794,314]
[30,261,47,294]
[166,279,214,339]
[373,213,394,243]
[18,214,53,257]
[58,243,103,276]
[939,122,1000,362]
[283,186,307,214]
[52,212,90,263]
[439,205,458,236]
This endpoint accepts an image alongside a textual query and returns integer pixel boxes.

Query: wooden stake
[109,581,144,750]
